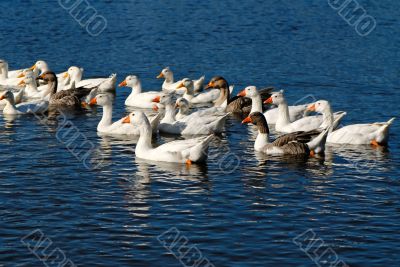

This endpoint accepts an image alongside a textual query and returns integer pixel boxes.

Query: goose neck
[250,94,262,113]
[99,104,113,128]
[276,100,290,127]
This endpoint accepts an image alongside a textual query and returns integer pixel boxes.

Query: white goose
[176,78,220,104]
[237,86,309,124]
[0,90,48,115]
[119,75,165,108]
[242,112,329,156]
[63,66,116,92]
[154,95,227,135]
[0,59,24,87]
[175,97,228,123]
[309,100,395,145]
[264,91,345,133]
[122,111,214,164]
[17,71,50,99]
[89,94,160,135]
[157,67,205,93]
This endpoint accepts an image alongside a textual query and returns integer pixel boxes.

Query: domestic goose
[205,76,272,114]
[264,90,345,133]
[176,78,220,104]
[119,75,165,108]
[38,71,91,108]
[153,94,227,135]
[308,100,395,145]
[242,112,329,156]
[0,59,23,87]
[175,97,228,123]
[122,111,214,164]
[237,86,308,124]
[90,94,161,135]
[157,67,205,93]
[63,66,116,92]
[0,90,48,115]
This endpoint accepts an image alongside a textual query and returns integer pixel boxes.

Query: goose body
[90,94,160,135]
[242,112,329,156]
[122,111,213,164]
[157,67,205,93]
[119,75,165,108]
[309,100,395,145]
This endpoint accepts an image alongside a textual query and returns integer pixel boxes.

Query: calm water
[1,0,399,266]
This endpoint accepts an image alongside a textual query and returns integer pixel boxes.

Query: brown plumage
[205,76,273,113]
[39,71,91,108]
[244,112,324,155]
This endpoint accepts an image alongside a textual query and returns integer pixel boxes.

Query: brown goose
[38,71,91,108]
[242,112,329,156]
[205,76,272,114]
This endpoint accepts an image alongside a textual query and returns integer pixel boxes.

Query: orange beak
[241,117,252,124]
[174,103,180,109]
[153,105,159,111]
[307,104,316,111]
[38,73,46,79]
[17,72,25,78]
[122,116,131,123]
[237,89,246,97]
[205,81,214,90]
[0,95,4,100]
[264,97,273,104]
[89,98,97,106]
[29,64,36,71]
[152,96,160,103]
[118,80,127,87]
[176,82,185,89]
[18,80,26,86]
[63,72,69,79]
[157,72,164,79]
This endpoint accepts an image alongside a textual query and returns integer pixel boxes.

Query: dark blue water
[1,0,399,266]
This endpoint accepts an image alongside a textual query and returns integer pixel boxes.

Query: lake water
[0,0,399,266]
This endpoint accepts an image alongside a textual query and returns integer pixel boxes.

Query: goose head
[89,94,112,107]
[38,71,58,94]
[119,75,140,88]
[157,94,173,105]
[63,66,83,82]
[38,71,57,83]
[0,90,15,104]
[122,111,150,127]
[176,78,194,94]
[157,67,173,81]
[30,60,48,72]
[307,100,331,114]
[205,76,229,90]
[241,112,270,134]
[237,86,258,97]
[175,97,190,111]
[264,90,285,105]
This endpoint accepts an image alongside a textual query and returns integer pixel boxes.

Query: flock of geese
[0,59,395,165]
